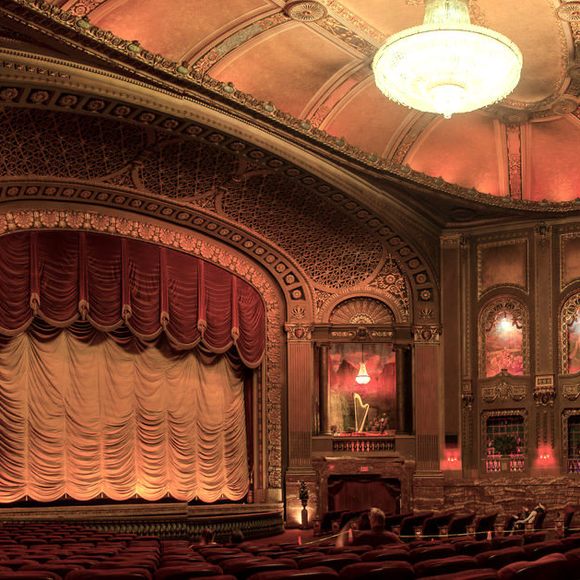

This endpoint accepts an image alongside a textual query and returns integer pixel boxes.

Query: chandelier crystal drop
[355,361,371,385]
[372,0,523,118]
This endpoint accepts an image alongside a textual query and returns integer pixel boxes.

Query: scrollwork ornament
[413,325,441,344]
[481,371,527,403]
[284,323,313,341]
[534,375,556,407]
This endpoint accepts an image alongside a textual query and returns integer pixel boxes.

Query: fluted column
[318,343,330,435]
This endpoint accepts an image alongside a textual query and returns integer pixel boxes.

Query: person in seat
[337,507,402,547]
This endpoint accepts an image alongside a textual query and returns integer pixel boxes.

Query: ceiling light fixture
[372,0,523,118]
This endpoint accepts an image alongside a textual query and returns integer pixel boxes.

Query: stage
[0,502,284,540]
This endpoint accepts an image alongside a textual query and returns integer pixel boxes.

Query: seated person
[512,503,545,533]
[337,507,402,547]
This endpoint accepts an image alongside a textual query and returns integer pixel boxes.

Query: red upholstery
[413,555,479,577]
[476,547,528,570]
[225,561,296,580]
[0,574,61,580]
[296,555,361,572]
[153,565,226,579]
[338,561,415,580]
[497,553,568,579]
[410,544,456,563]
[426,570,498,580]
[67,568,153,579]
[455,540,492,556]
[248,567,338,580]
[523,540,564,560]
[360,548,411,562]
[492,538,523,550]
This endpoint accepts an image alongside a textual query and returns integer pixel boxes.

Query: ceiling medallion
[373,0,522,118]
[284,1,327,22]
[556,1,580,21]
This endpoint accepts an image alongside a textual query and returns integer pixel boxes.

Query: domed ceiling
[39,0,580,204]
[3,0,580,208]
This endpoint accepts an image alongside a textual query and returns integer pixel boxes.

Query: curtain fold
[0,231,265,367]
[0,321,249,503]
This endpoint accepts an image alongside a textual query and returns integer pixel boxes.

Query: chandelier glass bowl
[372,0,523,118]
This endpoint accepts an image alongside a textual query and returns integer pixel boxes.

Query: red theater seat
[410,544,456,563]
[153,565,226,579]
[0,573,61,580]
[67,568,153,579]
[248,568,338,580]
[361,548,411,562]
[226,561,296,580]
[476,547,528,570]
[492,538,523,550]
[523,539,564,560]
[497,553,568,579]
[454,540,492,556]
[413,555,479,577]
[296,555,361,572]
[338,561,415,580]
[426,570,498,580]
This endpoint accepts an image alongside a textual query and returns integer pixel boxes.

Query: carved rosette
[329,297,394,325]
[285,323,313,342]
[560,292,580,375]
[0,208,284,489]
[481,371,527,404]
[413,325,441,344]
[562,382,580,401]
[534,375,556,407]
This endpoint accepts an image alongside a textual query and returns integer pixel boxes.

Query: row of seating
[1,521,580,578]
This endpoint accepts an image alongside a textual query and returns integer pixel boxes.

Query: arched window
[561,292,580,375]
[480,298,528,378]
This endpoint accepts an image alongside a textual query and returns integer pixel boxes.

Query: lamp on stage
[355,344,371,385]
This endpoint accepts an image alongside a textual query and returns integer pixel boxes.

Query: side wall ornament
[534,375,556,406]
[481,370,527,403]
[413,325,441,344]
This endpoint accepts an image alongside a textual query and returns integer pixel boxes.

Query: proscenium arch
[0,45,441,321]
[0,205,287,492]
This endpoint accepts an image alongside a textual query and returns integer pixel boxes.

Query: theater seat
[360,548,411,562]
[425,570,498,580]
[296,555,361,572]
[413,555,479,577]
[523,539,564,560]
[497,553,568,579]
[338,561,415,580]
[410,544,456,563]
[0,574,61,580]
[153,565,226,579]
[454,540,492,556]
[67,568,153,579]
[226,561,296,580]
[248,566,338,580]
[492,538,523,550]
[476,547,528,570]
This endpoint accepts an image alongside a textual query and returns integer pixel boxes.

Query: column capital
[284,323,314,342]
[413,325,442,344]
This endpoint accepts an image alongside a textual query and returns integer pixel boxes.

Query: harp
[353,393,370,433]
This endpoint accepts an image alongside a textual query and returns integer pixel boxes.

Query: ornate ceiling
[0,0,579,221]
[38,0,580,204]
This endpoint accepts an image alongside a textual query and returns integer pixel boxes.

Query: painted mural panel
[484,311,525,377]
[328,343,396,433]
[569,313,580,375]
[478,240,528,297]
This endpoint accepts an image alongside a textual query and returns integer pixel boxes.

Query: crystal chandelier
[372,0,523,118]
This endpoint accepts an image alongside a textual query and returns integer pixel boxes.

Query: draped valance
[0,231,265,367]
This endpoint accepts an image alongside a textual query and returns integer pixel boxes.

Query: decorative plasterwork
[479,297,530,377]
[413,325,441,344]
[477,238,529,298]
[480,370,527,404]
[0,93,436,312]
[1,4,579,213]
[560,291,580,374]
[284,323,314,341]
[505,124,523,199]
[534,374,556,406]
[562,381,580,401]
[560,232,580,291]
[462,379,474,409]
[0,207,286,489]
[329,297,394,325]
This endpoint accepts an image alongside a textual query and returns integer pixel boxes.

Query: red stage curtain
[0,231,265,367]
[0,320,249,503]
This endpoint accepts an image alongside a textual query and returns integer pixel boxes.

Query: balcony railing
[332,435,395,453]
[568,458,580,473]
[485,453,525,473]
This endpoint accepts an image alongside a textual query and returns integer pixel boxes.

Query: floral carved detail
[462,380,474,409]
[534,375,555,407]
[561,292,580,375]
[413,325,441,344]
[0,207,284,489]
[562,383,580,401]
[481,371,527,403]
[369,257,411,322]
[284,323,313,341]
[329,297,394,325]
